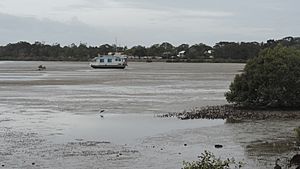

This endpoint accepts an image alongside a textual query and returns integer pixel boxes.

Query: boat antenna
[115,37,118,53]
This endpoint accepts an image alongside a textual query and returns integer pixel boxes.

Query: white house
[177,51,186,58]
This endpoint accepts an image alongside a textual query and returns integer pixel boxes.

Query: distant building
[205,50,214,59]
[177,51,186,58]
[114,52,123,56]
[107,52,127,57]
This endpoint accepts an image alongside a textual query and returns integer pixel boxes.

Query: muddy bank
[0,126,140,169]
[162,105,300,120]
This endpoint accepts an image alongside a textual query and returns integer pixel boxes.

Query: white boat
[90,55,128,69]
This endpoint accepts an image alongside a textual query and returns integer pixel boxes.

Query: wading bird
[274,159,281,169]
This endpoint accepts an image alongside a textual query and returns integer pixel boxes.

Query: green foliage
[187,43,212,59]
[0,42,120,61]
[225,45,300,108]
[183,151,243,169]
[125,45,147,58]
[213,42,260,60]
[1,37,300,61]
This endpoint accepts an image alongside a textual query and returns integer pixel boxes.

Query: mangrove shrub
[225,45,300,108]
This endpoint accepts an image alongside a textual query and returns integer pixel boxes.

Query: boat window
[100,59,104,63]
[108,59,112,63]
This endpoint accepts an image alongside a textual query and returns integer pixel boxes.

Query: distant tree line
[0,37,300,62]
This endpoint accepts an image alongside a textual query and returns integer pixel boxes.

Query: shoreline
[161,105,300,121]
[0,59,247,63]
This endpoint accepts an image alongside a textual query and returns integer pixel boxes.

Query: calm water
[0,61,299,169]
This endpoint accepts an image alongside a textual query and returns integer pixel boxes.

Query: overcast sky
[0,0,299,47]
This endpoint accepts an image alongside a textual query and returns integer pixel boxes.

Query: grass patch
[183,151,244,169]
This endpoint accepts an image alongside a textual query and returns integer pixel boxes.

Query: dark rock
[37,65,46,71]
[161,104,300,121]
[184,144,187,147]
[215,144,223,148]
[32,163,35,165]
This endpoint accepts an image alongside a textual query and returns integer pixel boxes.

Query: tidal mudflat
[0,61,299,168]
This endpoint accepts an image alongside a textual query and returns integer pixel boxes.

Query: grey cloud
[0,0,299,47]
[0,13,112,46]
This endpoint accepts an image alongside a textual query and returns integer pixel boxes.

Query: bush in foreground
[225,45,300,108]
[183,151,243,169]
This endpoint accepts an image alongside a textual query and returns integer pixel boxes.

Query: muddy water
[0,61,299,169]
